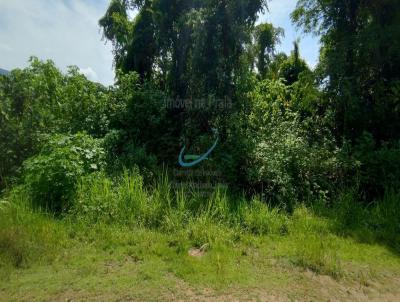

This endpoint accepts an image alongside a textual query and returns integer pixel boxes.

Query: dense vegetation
[0,0,399,299]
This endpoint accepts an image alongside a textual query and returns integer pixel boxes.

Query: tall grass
[292,232,342,278]
[369,189,400,250]
[313,189,400,251]
[0,188,68,279]
[1,168,399,280]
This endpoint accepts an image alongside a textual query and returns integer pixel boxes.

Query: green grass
[1,172,400,301]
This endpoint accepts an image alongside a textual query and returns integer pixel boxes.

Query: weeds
[292,233,342,278]
[0,188,68,275]
[0,169,399,285]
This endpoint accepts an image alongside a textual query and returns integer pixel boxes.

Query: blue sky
[0,0,320,86]
[259,0,320,68]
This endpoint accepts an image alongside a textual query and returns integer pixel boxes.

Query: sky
[0,0,320,86]
[259,0,320,68]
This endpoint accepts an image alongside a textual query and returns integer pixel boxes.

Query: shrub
[247,79,347,208]
[354,132,400,199]
[22,133,105,213]
[103,129,158,180]
[71,172,116,224]
[106,72,177,170]
[0,58,111,189]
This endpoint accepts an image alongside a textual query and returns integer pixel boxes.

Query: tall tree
[253,23,284,79]
[292,0,400,143]
[99,0,158,79]
[100,0,268,158]
[278,40,309,85]
[100,0,268,99]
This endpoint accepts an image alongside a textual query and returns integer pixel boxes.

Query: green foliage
[253,23,284,79]
[1,167,400,294]
[247,79,345,208]
[99,0,156,78]
[67,168,399,253]
[22,133,105,213]
[2,3,400,298]
[312,188,400,252]
[103,130,158,179]
[71,172,117,224]
[353,133,400,199]
[72,169,161,227]
[100,0,268,97]
[0,58,111,188]
[369,190,400,250]
[69,169,291,238]
[240,199,288,235]
[58,66,111,137]
[0,188,68,271]
[293,233,342,278]
[104,71,172,173]
[99,1,269,173]
[1,0,399,239]
[278,41,309,85]
[292,0,400,143]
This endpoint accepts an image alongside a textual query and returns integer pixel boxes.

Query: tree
[266,52,288,80]
[100,0,268,99]
[99,0,269,175]
[292,0,400,199]
[99,0,157,79]
[292,0,400,143]
[0,58,111,188]
[278,41,309,85]
[253,23,284,79]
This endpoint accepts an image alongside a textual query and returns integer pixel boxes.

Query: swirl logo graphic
[178,129,219,168]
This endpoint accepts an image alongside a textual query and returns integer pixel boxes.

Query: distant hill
[0,68,10,76]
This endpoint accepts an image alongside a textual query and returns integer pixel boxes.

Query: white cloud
[0,0,115,85]
[79,66,98,81]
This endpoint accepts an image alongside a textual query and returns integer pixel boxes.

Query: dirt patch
[188,244,209,258]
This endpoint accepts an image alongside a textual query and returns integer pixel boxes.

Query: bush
[106,72,177,168]
[71,172,116,224]
[354,132,400,199]
[330,188,400,251]
[246,79,346,209]
[22,133,105,213]
[0,58,112,189]
[103,129,158,180]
